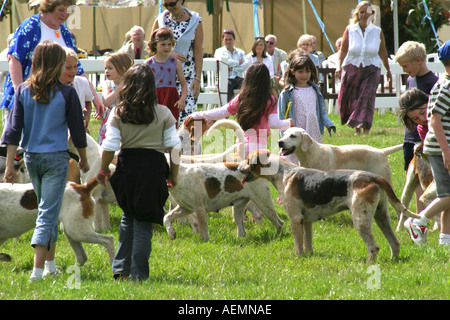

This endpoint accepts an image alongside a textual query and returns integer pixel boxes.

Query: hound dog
[0,156,29,184]
[164,156,284,241]
[171,119,264,233]
[278,127,402,185]
[0,176,115,265]
[398,143,439,232]
[177,119,244,163]
[69,133,116,231]
[238,150,421,262]
[0,147,29,183]
[178,118,215,156]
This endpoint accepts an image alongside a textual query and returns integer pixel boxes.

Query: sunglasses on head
[163,0,179,8]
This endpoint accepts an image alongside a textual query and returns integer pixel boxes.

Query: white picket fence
[1,56,446,113]
[0,57,230,110]
[322,58,445,114]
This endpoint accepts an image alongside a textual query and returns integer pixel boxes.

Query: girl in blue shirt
[1,41,89,282]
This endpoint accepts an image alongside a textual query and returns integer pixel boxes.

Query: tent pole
[393,0,398,52]
[393,0,401,110]
[320,0,323,51]
[93,7,97,59]
[11,0,15,33]
[9,0,13,33]
[270,0,274,32]
[302,0,307,34]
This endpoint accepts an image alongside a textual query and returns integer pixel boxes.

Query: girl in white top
[97,52,134,145]
[278,55,335,164]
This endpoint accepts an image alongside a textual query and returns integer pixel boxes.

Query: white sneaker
[404,218,427,245]
[43,267,61,277]
[29,275,42,282]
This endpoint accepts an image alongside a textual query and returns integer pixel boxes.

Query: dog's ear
[247,150,259,169]
[250,149,272,169]
[186,120,204,140]
[203,119,216,134]
[300,131,313,152]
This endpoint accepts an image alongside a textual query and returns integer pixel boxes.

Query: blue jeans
[111,212,153,281]
[25,151,69,250]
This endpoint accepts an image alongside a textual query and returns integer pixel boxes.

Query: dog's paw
[166,226,176,240]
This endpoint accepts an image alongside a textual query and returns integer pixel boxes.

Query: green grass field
[0,111,448,301]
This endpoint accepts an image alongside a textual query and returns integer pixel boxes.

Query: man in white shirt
[264,34,287,78]
[265,34,287,98]
[326,37,343,68]
[214,30,248,102]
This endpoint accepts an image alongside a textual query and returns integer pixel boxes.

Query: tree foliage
[0,0,11,22]
[380,0,450,54]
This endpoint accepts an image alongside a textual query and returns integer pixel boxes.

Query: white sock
[31,267,44,279]
[44,260,57,273]
[413,215,430,226]
[439,233,450,245]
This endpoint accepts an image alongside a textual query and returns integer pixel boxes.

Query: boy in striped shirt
[404,40,450,246]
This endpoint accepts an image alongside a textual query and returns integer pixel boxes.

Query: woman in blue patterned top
[0,0,104,125]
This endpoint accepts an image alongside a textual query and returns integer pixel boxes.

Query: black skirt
[110,148,170,224]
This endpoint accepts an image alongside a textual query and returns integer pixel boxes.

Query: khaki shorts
[428,154,450,198]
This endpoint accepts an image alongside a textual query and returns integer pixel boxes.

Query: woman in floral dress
[152,0,204,126]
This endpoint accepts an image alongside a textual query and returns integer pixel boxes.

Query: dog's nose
[278,140,284,148]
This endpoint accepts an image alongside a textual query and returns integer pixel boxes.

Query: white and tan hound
[398,143,439,232]
[0,176,115,265]
[278,127,402,185]
[164,156,284,241]
[238,150,421,262]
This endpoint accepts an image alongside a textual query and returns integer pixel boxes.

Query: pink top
[417,124,428,141]
[225,95,278,147]
[190,94,289,155]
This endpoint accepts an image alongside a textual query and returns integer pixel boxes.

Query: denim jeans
[25,151,69,250]
[111,212,153,281]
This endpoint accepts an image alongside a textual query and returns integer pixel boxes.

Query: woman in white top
[246,37,274,77]
[335,1,391,135]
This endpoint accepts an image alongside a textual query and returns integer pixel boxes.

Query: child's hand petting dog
[96,168,110,186]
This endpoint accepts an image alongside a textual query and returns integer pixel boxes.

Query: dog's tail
[381,144,403,155]
[179,142,242,163]
[85,176,101,194]
[206,119,246,161]
[375,176,421,219]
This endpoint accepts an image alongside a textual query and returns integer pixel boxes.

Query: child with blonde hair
[97,52,134,145]
[61,47,94,131]
[146,27,187,124]
[1,41,89,281]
